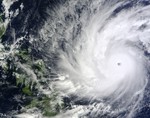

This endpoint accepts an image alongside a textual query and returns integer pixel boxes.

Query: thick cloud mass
[39,0,150,117]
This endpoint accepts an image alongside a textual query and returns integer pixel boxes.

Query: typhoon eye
[117,62,121,66]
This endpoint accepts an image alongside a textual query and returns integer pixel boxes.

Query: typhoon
[37,0,150,118]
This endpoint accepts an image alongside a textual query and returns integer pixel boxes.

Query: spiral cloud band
[40,0,150,117]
